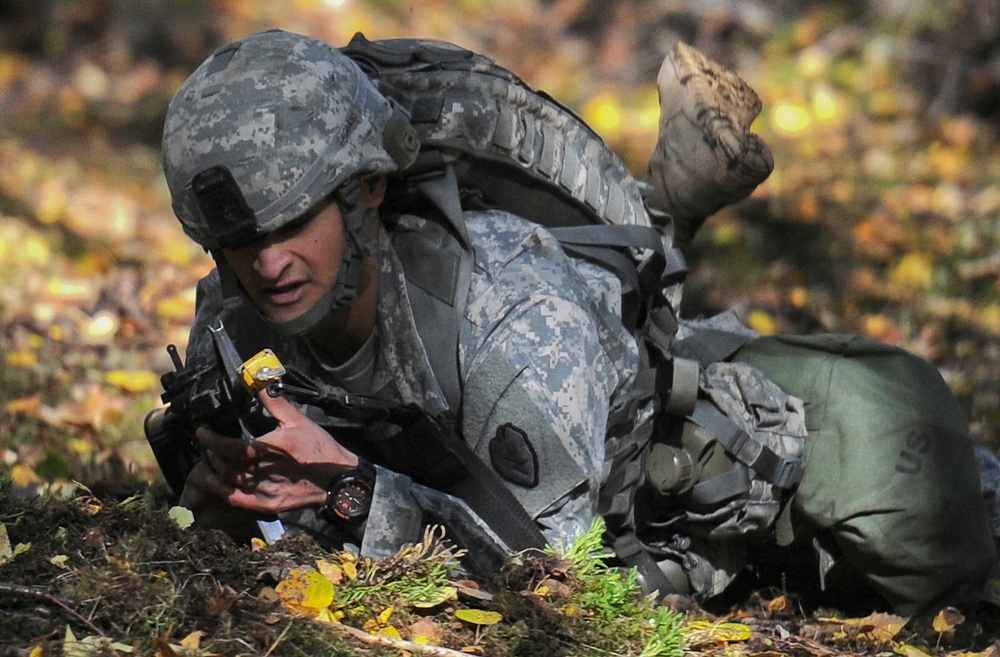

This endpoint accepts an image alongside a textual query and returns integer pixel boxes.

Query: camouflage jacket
[185,208,644,559]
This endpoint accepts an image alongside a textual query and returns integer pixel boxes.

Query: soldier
[157,29,996,616]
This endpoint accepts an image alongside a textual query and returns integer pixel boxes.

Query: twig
[0,580,107,638]
[332,620,473,657]
[262,620,293,657]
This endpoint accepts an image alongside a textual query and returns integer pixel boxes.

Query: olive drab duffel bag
[733,333,997,616]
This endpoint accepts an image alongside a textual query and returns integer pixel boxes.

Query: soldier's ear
[361,175,387,209]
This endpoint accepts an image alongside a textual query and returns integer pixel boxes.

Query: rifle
[143,321,547,553]
[143,321,420,543]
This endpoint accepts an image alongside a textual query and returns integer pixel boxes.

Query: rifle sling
[412,415,549,552]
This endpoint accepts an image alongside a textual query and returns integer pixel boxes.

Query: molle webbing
[342,33,652,233]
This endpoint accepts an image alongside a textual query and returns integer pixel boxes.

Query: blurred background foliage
[1,0,999,493]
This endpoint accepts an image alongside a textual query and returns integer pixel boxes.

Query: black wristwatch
[322,457,376,524]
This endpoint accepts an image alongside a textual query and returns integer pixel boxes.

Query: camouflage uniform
[185,208,644,558]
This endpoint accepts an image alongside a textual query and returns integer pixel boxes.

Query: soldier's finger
[259,389,306,427]
[197,427,257,462]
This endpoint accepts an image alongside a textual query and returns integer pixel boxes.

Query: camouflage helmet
[162,29,416,250]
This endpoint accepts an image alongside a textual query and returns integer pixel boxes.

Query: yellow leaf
[68,438,94,459]
[50,554,70,568]
[412,586,457,609]
[11,464,41,488]
[747,310,777,336]
[156,294,196,321]
[889,253,933,291]
[773,103,811,134]
[584,94,623,134]
[342,560,358,580]
[315,607,338,624]
[687,620,752,642]
[316,559,344,585]
[84,311,118,342]
[377,625,401,640]
[896,644,933,657]
[28,646,44,657]
[5,395,41,417]
[5,350,38,369]
[454,609,503,626]
[275,567,335,611]
[104,370,161,393]
[377,606,394,625]
[251,537,268,552]
[46,279,92,301]
[932,607,964,633]
[23,235,51,267]
[179,631,204,650]
[168,506,194,530]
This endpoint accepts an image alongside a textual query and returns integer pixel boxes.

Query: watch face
[330,476,374,521]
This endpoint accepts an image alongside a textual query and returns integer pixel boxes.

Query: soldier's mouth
[262,281,307,306]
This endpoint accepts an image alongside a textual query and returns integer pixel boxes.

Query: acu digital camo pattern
[184,209,643,553]
[162,30,400,250]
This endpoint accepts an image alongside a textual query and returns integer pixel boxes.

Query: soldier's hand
[194,390,360,515]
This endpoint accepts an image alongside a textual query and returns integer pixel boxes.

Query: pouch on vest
[635,352,808,598]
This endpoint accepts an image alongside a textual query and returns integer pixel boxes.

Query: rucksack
[733,334,996,615]
[337,34,807,596]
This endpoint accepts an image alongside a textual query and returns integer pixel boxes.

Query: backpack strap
[689,399,804,490]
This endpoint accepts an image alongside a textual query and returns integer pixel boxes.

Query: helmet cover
[162,29,401,250]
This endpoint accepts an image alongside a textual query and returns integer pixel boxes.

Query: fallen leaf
[0,523,12,564]
[767,594,789,613]
[411,585,457,608]
[275,567,335,613]
[688,620,752,643]
[932,607,965,633]
[455,609,502,626]
[896,644,933,657]
[168,506,194,530]
[179,631,204,650]
[316,558,344,585]
[410,618,443,645]
[104,369,161,394]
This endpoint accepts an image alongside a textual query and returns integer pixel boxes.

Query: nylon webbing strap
[547,223,665,256]
[672,328,755,366]
[689,400,803,489]
[414,165,472,249]
[664,357,699,416]
[612,532,683,597]
[689,466,751,505]
[420,416,549,552]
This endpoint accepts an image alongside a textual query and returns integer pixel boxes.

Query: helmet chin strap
[216,179,380,339]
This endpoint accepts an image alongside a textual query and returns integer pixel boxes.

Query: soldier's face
[221,197,346,325]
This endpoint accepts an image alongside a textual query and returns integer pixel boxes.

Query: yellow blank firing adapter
[239,349,287,392]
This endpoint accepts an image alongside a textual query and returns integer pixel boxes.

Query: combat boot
[646,42,773,247]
